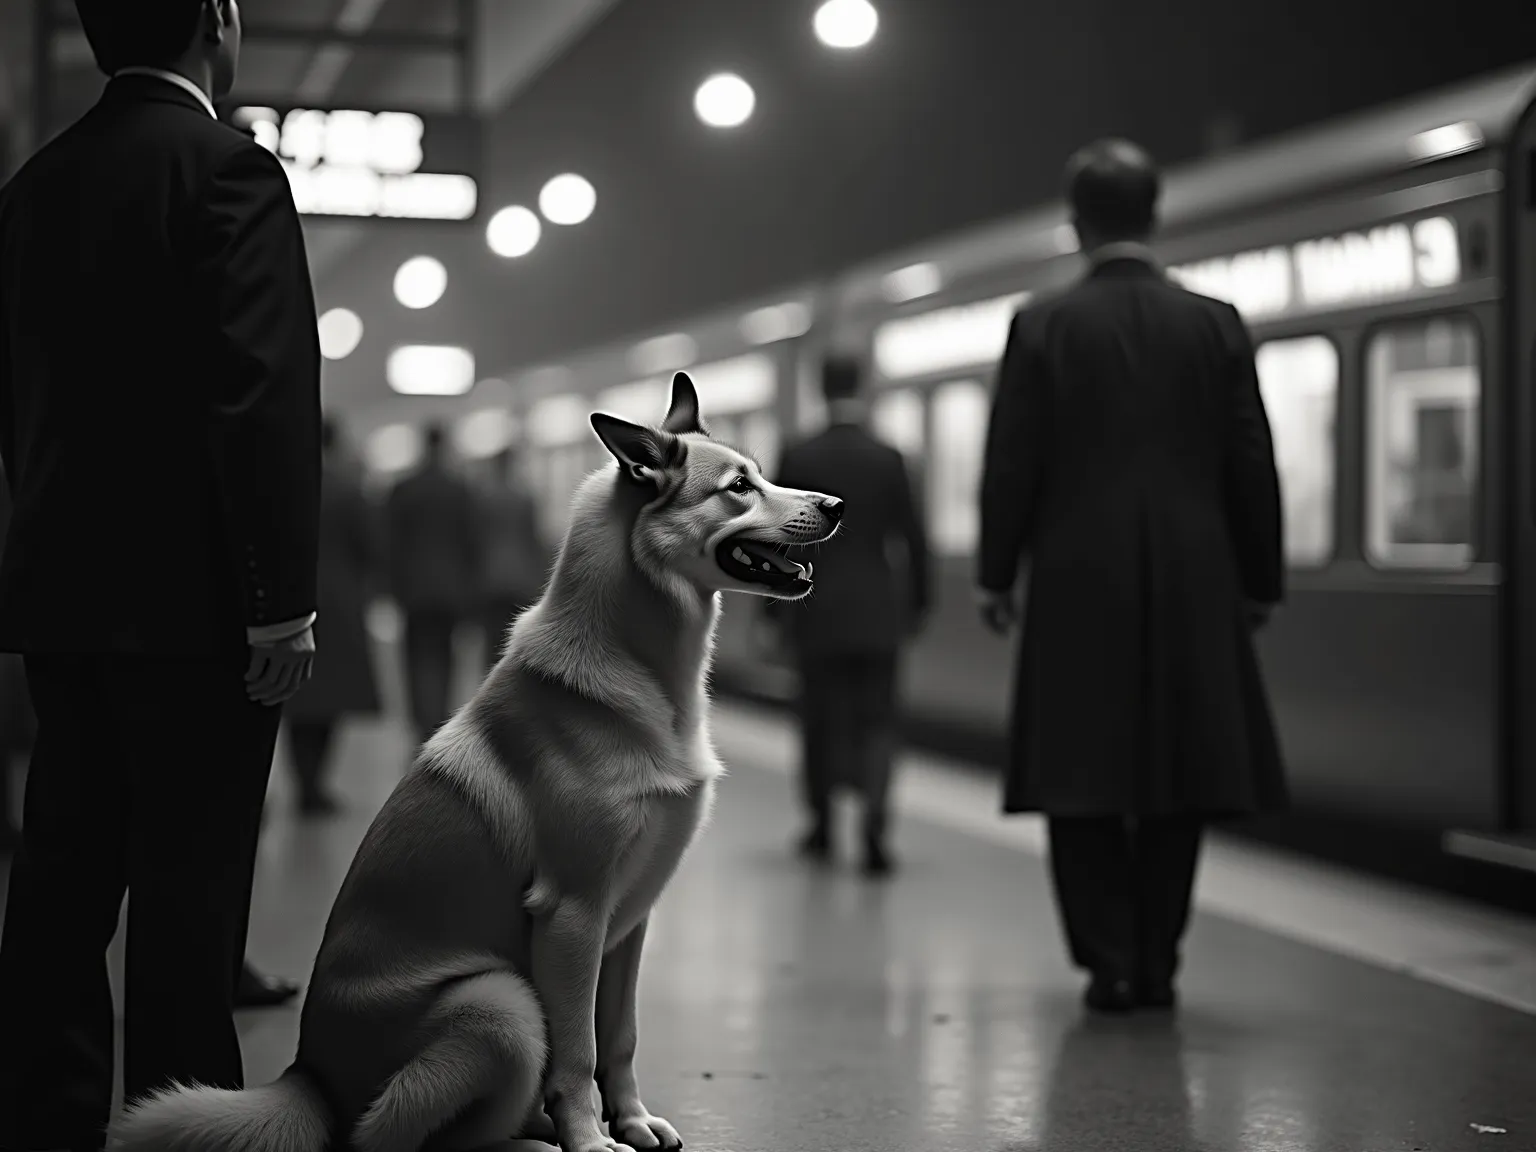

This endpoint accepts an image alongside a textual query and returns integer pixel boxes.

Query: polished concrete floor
[256,714,1535,1150]
[6,699,1536,1151]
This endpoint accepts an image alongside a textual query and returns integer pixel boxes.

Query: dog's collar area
[715,536,812,589]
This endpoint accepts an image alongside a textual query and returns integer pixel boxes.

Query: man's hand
[246,625,315,706]
[975,586,1017,635]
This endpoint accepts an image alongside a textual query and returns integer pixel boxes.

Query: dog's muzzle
[716,536,814,592]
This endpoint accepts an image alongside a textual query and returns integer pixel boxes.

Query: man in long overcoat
[975,138,1287,1013]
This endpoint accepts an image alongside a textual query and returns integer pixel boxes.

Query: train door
[1511,100,1536,841]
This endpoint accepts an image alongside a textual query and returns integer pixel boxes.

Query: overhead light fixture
[386,344,476,395]
[813,0,879,49]
[454,408,520,459]
[539,174,596,226]
[486,205,541,257]
[880,261,942,303]
[317,306,363,360]
[527,393,590,447]
[628,332,699,376]
[393,255,447,309]
[1406,120,1484,163]
[694,73,755,129]
[364,422,424,475]
[739,301,813,345]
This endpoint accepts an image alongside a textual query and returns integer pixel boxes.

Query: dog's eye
[724,475,754,496]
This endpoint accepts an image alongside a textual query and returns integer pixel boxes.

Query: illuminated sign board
[229,105,480,221]
[1167,215,1462,322]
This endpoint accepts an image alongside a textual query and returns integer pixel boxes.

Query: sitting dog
[109,372,843,1152]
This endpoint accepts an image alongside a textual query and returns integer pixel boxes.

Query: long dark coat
[977,257,1288,819]
[286,463,382,722]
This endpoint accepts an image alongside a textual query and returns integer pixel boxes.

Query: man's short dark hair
[75,0,205,76]
[821,357,862,402]
[1065,138,1161,239]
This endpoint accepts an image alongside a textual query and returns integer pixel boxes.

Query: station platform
[7,697,1536,1151]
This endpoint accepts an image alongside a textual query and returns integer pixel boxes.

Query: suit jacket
[385,462,482,616]
[285,462,381,721]
[0,74,322,655]
[771,421,931,657]
[977,255,1286,817]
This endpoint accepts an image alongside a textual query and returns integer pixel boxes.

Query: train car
[480,61,1536,890]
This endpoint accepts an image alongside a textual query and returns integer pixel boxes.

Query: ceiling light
[486,205,541,257]
[880,261,942,303]
[539,174,596,226]
[814,0,879,49]
[455,408,520,459]
[317,306,363,360]
[386,344,476,395]
[364,422,423,474]
[739,301,813,345]
[393,255,447,309]
[628,332,699,376]
[1406,120,1484,163]
[694,73,755,129]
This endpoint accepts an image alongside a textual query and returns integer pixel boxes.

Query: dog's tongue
[733,539,801,576]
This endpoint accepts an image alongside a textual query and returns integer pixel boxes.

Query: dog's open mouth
[715,536,813,590]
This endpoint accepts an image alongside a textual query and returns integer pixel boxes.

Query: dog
[108,371,843,1152]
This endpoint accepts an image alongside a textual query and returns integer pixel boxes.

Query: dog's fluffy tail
[109,1067,330,1152]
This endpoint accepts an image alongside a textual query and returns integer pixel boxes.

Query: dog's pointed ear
[591,412,674,486]
[661,371,707,436]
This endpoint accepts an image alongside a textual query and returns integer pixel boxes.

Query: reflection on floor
[217,711,1536,1149]
[4,696,1534,1151]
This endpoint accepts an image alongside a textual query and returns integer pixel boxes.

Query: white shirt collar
[113,67,216,119]
[1087,240,1161,271]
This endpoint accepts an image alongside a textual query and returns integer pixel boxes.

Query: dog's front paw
[610,1108,683,1151]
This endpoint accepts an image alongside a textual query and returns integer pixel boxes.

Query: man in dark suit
[770,358,931,876]
[384,424,482,747]
[975,139,1286,1014]
[0,2,322,1146]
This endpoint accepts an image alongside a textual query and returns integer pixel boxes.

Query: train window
[871,388,926,457]
[1254,336,1339,567]
[928,380,989,556]
[1364,317,1481,569]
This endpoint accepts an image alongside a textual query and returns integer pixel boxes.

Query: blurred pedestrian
[975,138,1287,1014]
[768,356,931,876]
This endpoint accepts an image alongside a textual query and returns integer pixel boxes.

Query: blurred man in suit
[0,1,322,1146]
[385,424,481,747]
[476,444,549,672]
[976,139,1286,1014]
[770,357,931,876]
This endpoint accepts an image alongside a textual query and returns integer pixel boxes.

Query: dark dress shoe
[796,825,832,862]
[1084,975,1138,1014]
[862,840,896,877]
[236,962,301,1009]
[1137,979,1177,1010]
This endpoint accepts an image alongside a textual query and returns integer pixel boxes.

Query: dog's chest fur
[601,776,716,950]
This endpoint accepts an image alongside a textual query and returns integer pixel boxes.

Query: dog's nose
[819,496,844,525]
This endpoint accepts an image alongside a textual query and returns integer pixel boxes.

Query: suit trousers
[796,653,899,843]
[402,609,458,744]
[1045,814,1203,988]
[0,651,279,1151]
